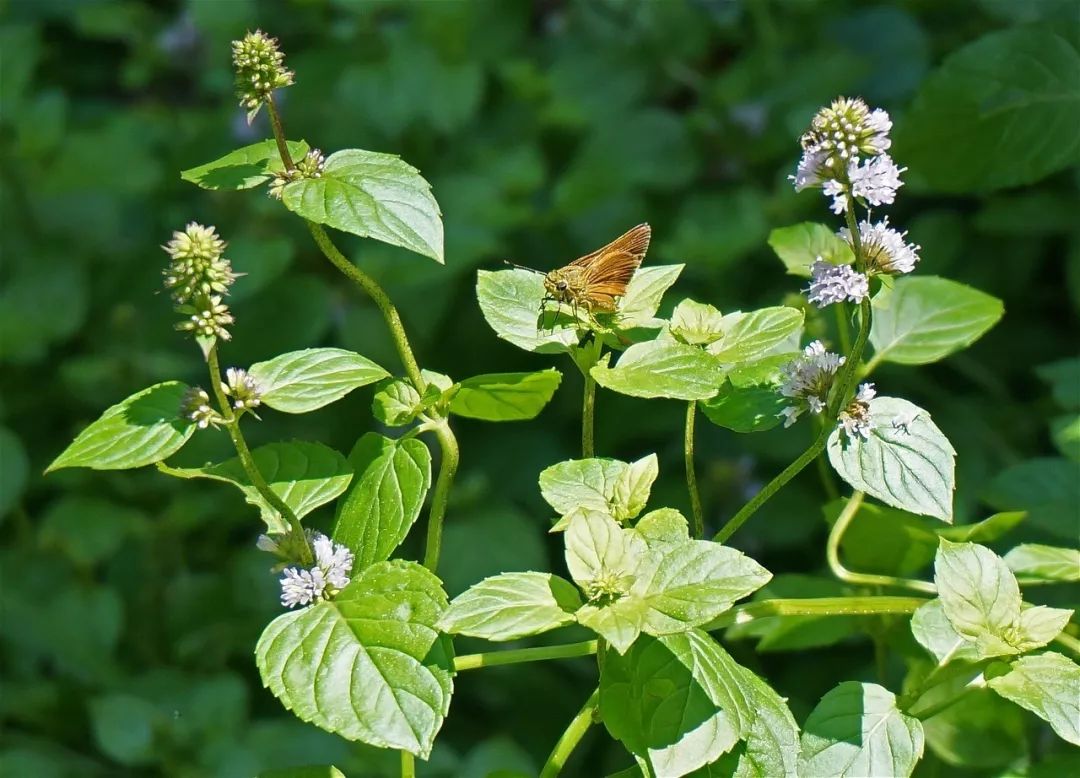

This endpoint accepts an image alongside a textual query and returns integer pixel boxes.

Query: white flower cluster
[278,533,354,609]
[840,217,920,275]
[222,367,262,412]
[807,260,869,306]
[778,341,846,427]
[838,383,876,440]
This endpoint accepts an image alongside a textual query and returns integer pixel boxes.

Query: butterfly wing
[569,223,651,270]
[567,223,651,311]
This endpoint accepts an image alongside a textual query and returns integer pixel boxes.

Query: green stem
[912,674,987,721]
[708,595,928,630]
[1053,631,1080,660]
[826,491,937,594]
[685,401,704,538]
[540,688,600,778]
[266,98,295,170]
[207,344,311,565]
[815,418,840,501]
[400,752,415,778]
[582,372,596,458]
[423,420,459,572]
[453,640,599,672]
[834,300,852,354]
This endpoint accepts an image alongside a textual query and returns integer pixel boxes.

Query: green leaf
[707,307,804,365]
[332,433,431,569]
[868,276,1004,366]
[611,454,659,521]
[921,688,1028,769]
[936,511,1026,543]
[437,572,582,641]
[822,498,939,577]
[633,509,691,548]
[670,300,725,346]
[983,458,1076,540]
[1050,413,1080,461]
[715,656,800,778]
[180,139,309,190]
[539,457,633,517]
[248,348,389,414]
[987,652,1080,746]
[799,682,924,778]
[700,383,786,434]
[616,265,685,328]
[564,510,647,594]
[1011,605,1073,651]
[576,598,649,655]
[89,693,159,766]
[896,26,1080,193]
[599,632,748,777]
[592,340,723,401]
[449,369,562,421]
[828,397,956,521]
[476,269,579,354]
[281,149,444,263]
[1037,356,1080,410]
[48,382,195,472]
[934,539,1022,654]
[161,441,353,534]
[910,599,981,665]
[767,222,854,277]
[371,379,424,427]
[1004,543,1080,582]
[256,560,452,758]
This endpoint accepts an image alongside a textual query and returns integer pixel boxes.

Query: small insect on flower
[505,224,651,329]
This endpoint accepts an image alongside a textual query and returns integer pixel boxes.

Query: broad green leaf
[89,693,158,766]
[332,433,431,569]
[564,510,647,593]
[987,652,1080,746]
[828,397,956,521]
[934,539,1021,653]
[910,599,981,665]
[539,457,631,516]
[281,149,444,263]
[599,632,749,777]
[256,560,452,758]
[767,222,854,277]
[437,572,582,641]
[476,269,578,354]
[180,139,309,190]
[632,540,772,635]
[576,598,648,655]
[799,682,924,778]
[921,688,1028,769]
[611,454,659,521]
[868,276,1004,366]
[936,511,1026,543]
[371,379,423,426]
[161,441,352,533]
[617,265,685,328]
[449,369,562,421]
[592,340,723,401]
[40,497,146,567]
[1004,543,1080,582]
[1037,356,1080,410]
[708,307,804,365]
[48,382,195,472]
[248,348,388,414]
[633,509,691,548]
[670,299,725,346]
[983,458,1076,540]
[699,383,786,434]
[896,27,1080,193]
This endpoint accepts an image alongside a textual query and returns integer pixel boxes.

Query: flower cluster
[231,30,293,121]
[807,260,869,306]
[841,217,920,275]
[268,149,326,200]
[838,383,876,441]
[180,386,223,429]
[778,341,846,427]
[163,222,237,342]
[275,533,354,609]
[222,367,262,413]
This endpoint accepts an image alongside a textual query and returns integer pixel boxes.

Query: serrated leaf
[255,560,452,758]
[1004,543,1080,582]
[671,299,725,346]
[936,511,1026,543]
[161,441,352,533]
[564,510,647,593]
[449,369,562,421]
[437,572,582,641]
[633,509,691,548]
[539,457,630,516]
[708,307,804,365]
[248,348,388,414]
[868,277,1003,366]
[180,140,309,190]
[1011,605,1073,651]
[616,265,685,328]
[476,269,579,354]
[987,652,1080,746]
[910,599,981,665]
[592,340,723,401]
[828,397,955,521]
[332,433,431,569]
[799,682,924,778]
[934,539,1022,651]
[48,382,195,472]
[896,27,1080,193]
[576,599,648,654]
[281,149,444,262]
[767,222,854,277]
[372,379,424,426]
[699,383,787,434]
[611,454,659,521]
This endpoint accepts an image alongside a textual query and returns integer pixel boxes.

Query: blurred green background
[2,1,1078,776]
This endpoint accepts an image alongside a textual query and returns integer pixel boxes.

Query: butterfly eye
[557,280,568,290]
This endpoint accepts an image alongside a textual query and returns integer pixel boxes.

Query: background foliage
[2,1,1077,776]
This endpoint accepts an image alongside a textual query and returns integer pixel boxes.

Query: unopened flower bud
[162,222,236,304]
[180,386,223,429]
[231,30,294,122]
[268,149,326,200]
[176,295,234,341]
[222,367,262,411]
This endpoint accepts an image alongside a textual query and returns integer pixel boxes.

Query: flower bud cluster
[222,367,262,413]
[231,30,293,121]
[778,341,846,427]
[268,149,326,200]
[268,532,355,609]
[163,222,237,342]
[180,386,224,429]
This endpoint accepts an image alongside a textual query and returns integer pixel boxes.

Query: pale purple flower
[778,341,846,427]
[841,217,920,275]
[278,532,354,608]
[807,260,869,307]
[849,153,904,208]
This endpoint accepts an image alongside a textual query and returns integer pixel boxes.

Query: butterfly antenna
[503,260,545,275]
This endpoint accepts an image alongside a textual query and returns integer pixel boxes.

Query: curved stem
[685,401,704,538]
[826,491,937,594]
[399,752,415,778]
[453,640,599,672]
[582,372,596,458]
[208,344,311,564]
[540,688,600,778]
[423,420,459,572]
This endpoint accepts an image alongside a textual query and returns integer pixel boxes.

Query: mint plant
[48,31,1078,778]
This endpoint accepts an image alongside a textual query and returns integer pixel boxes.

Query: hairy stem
[423,420,459,572]
[453,640,599,672]
[207,344,311,564]
[540,688,600,778]
[826,491,937,594]
[685,401,704,537]
[267,98,295,170]
[582,372,596,458]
